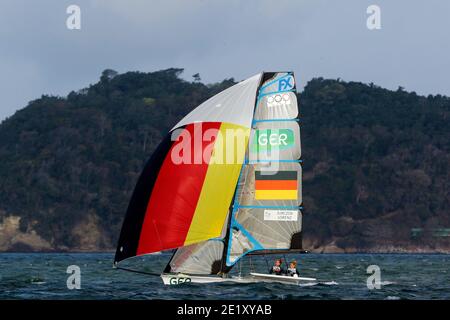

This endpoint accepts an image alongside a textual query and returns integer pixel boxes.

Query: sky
[1,0,450,121]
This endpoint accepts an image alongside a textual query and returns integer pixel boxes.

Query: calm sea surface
[0,253,448,300]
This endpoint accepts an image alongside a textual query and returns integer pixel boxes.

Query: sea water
[0,253,448,300]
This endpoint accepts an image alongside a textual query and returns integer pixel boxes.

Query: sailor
[286,260,300,277]
[269,258,285,275]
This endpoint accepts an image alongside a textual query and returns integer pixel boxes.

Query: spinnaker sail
[114,74,261,264]
[114,72,303,280]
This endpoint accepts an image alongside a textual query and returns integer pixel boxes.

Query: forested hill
[0,69,449,252]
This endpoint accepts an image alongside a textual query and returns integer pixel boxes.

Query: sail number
[259,132,288,146]
[252,129,294,152]
[169,276,192,285]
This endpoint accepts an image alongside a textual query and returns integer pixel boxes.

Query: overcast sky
[1,0,449,121]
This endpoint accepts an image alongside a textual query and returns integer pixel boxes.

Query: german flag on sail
[114,121,250,263]
[255,171,298,200]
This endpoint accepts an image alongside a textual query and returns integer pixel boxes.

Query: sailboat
[113,72,316,285]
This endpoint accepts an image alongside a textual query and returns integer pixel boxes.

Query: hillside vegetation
[0,69,448,252]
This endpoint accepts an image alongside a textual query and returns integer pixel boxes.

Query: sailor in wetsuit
[286,260,300,277]
[269,258,285,275]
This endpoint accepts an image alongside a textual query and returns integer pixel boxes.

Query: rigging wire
[238,260,242,277]
[114,266,161,277]
[283,254,289,273]
[264,254,270,273]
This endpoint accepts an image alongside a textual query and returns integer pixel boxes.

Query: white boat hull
[161,272,316,285]
[249,272,317,284]
[161,273,256,285]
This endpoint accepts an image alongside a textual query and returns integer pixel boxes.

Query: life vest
[271,266,282,274]
[286,267,298,276]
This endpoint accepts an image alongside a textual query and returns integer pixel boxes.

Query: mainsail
[114,72,303,277]
[226,72,302,266]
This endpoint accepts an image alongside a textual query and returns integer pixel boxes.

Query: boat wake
[298,282,318,287]
[297,281,338,287]
[322,281,339,286]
